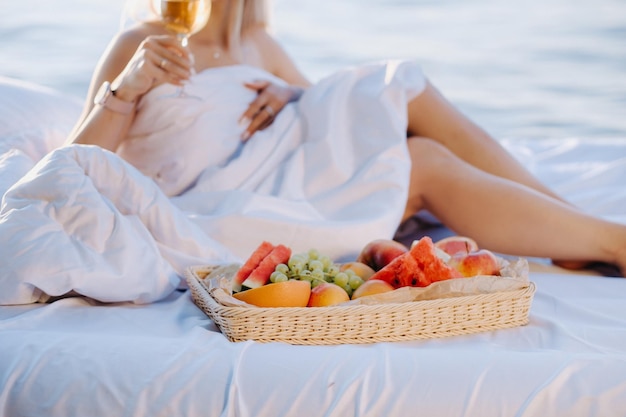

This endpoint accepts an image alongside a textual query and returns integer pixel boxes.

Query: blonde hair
[242,0,270,31]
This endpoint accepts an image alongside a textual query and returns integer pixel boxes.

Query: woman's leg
[404,138,626,276]
[407,81,566,203]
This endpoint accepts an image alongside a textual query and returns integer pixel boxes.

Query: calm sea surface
[1,0,625,141]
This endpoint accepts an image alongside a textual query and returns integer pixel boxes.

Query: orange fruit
[232,280,311,307]
[351,279,395,299]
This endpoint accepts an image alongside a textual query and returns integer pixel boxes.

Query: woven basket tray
[186,264,536,345]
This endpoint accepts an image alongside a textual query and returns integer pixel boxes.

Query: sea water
[1,0,625,141]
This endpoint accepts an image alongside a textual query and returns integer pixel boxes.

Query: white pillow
[0,77,84,196]
[0,76,83,156]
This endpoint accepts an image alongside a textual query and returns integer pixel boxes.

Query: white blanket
[0,61,425,304]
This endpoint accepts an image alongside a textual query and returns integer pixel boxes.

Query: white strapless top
[118,65,295,196]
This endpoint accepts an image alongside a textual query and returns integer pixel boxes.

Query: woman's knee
[406,136,457,174]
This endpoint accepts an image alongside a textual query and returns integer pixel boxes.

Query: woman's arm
[66,25,192,151]
[250,26,311,89]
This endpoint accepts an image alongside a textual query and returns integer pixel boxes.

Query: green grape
[308,260,324,272]
[288,257,305,271]
[270,271,288,283]
[343,269,357,277]
[275,263,289,274]
[349,275,364,290]
[340,283,353,297]
[310,270,325,281]
[333,272,349,287]
[283,249,356,290]
[311,278,326,288]
[326,265,340,278]
[300,274,314,283]
[274,273,289,283]
[319,255,332,270]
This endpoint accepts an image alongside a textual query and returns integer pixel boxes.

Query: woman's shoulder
[243,24,287,52]
[241,25,311,87]
[93,22,167,87]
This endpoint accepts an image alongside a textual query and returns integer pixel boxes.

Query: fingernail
[239,117,250,128]
[241,131,250,141]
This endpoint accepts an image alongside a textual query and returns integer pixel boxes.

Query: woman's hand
[239,80,304,141]
[112,35,193,102]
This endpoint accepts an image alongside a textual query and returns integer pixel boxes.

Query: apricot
[448,249,501,277]
[351,279,395,299]
[340,261,376,281]
[232,280,311,307]
[356,239,409,271]
[307,282,350,307]
[434,236,479,256]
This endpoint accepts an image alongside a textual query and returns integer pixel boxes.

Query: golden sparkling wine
[160,0,210,35]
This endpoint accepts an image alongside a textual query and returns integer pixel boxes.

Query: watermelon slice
[369,236,461,288]
[367,252,417,288]
[232,241,275,292]
[409,237,462,285]
[241,244,292,290]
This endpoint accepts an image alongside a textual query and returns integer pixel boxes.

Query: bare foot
[616,247,626,277]
[553,259,625,278]
[552,259,591,270]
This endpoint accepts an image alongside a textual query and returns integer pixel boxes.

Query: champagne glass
[158,0,211,98]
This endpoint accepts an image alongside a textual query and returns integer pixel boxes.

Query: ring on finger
[264,105,275,117]
[159,59,167,69]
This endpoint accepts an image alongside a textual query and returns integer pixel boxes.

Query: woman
[67,0,626,276]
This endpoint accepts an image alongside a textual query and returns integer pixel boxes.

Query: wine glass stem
[177,33,189,48]
[177,34,195,75]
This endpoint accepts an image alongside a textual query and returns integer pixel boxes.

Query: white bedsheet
[1,272,625,416]
[1,74,626,416]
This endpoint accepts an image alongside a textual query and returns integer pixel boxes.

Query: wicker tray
[186,264,536,345]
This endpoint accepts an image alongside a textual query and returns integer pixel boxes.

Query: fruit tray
[186,264,536,345]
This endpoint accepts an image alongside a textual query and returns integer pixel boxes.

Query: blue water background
[1,0,625,140]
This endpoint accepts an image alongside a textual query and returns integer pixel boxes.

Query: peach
[351,279,395,299]
[340,261,376,281]
[434,236,479,256]
[307,282,350,307]
[356,239,409,271]
[448,249,501,277]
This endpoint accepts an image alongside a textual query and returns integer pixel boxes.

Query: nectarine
[351,279,395,299]
[357,239,409,271]
[434,236,479,256]
[448,249,501,277]
[307,282,350,307]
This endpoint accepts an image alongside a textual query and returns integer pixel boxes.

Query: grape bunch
[269,249,364,297]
